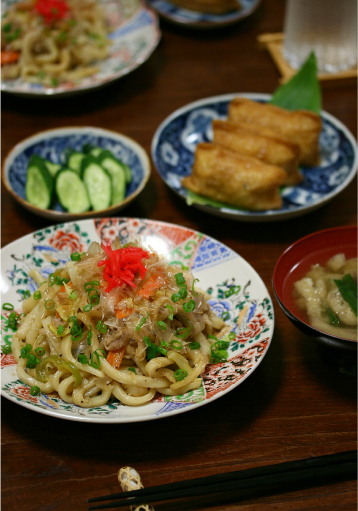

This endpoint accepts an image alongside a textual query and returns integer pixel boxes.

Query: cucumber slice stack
[25,146,132,213]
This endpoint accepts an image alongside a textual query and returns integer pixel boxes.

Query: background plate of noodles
[1,217,274,423]
[1,0,160,96]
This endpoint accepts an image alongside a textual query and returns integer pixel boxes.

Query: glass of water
[283,0,357,73]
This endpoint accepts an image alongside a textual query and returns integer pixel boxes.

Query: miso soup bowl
[273,226,357,351]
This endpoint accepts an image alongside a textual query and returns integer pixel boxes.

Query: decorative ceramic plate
[1,218,274,423]
[1,0,160,96]
[2,127,151,221]
[146,0,261,28]
[151,93,357,222]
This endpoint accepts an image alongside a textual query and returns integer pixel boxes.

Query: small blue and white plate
[2,127,151,221]
[151,93,357,222]
[146,0,260,28]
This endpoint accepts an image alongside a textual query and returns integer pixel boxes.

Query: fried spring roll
[228,98,322,166]
[181,143,287,211]
[213,119,303,186]
[168,0,241,14]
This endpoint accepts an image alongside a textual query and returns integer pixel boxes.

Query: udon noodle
[11,239,229,407]
[1,0,112,86]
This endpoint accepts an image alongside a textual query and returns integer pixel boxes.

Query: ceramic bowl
[273,226,357,351]
[2,127,151,221]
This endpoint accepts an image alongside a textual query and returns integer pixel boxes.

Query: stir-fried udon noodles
[1,0,112,86]
[11,240,230,407]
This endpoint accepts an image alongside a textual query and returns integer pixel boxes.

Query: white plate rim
[151,92,358,222]
[1,217,274,423]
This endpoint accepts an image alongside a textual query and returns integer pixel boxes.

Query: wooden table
[1,1,357,510]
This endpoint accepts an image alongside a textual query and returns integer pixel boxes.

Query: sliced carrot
[137,273,167,298]
[1,51,20,65]
[115,307,133,319]
[107,347,125,370]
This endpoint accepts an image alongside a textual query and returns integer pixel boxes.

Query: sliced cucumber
[66,151,85,175]
[82,143,102,158]
[55,169,90,213]
[44,160,62,178]
[123,162,132,184]
[98,150,127,205]
[26,154,53,209]
[81,156,112,211]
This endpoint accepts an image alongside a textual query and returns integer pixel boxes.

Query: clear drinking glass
[283,0,357,73]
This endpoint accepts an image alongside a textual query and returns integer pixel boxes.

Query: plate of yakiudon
[1,217,274,423]
[1,0,160,96]
[151,93,357,222]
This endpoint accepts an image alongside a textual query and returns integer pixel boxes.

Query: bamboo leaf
[269,52,322,113]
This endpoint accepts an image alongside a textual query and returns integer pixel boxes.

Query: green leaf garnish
[334,274,357,316]
[269,52,321,114]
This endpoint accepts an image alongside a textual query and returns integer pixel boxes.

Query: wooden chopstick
[87,450,357,510]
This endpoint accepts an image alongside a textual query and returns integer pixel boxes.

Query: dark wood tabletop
[1,1,357,510]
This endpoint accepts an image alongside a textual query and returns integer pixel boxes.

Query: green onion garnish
[192,278,199,296]
[78,354,89,364]
[128,367,136,374]
[23,290,31,299]
[175,273,186,286]
[90,349,105,369]
[57,325,64,335]
[189,341,200,350]
[71,252,81,261]
[69,290,78,300]
[135,313,149,331]
[170,340,183,350]
[143,336,152,346]
[174,368,188,381]
[183,299,195,313]
[44,299,55,309]
[165,304,174,320]
[175,327,188,339]
[19,343,32,359]
[48,273,54,286]
[35,347,45,356]
[334,274,358,316]
[178,287,188,299]
[26,354,40,369]
[30,386,41,396]
[146,344,158,360]
[2,344,12,354]
[221,311,230,321]
[83,304,92,312]
[87,326,93,345]
[171,292,181,303]
[157,321,167,330]
[96,320,107,334]
[2,303,14,311]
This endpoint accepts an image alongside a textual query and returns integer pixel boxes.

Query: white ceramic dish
[146,0,261,28]
[1,217,274,423]
[1,0,160,96]
[2,127,151,221]
[151,93,357,222]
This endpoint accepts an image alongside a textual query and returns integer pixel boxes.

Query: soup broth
[293,254,357,340]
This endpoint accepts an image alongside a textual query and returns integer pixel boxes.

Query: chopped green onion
[327,307,340,326]
[69,290,78,300]
[57,325,64,335]
[170,340,183,350]
[90,295,100,305]
[157,340,169,355]
[71,252,81,261]
[157,320,167,330]
[208,334,218,341]
[165,304,174,320]
[143,336,152,346]
[30,386,41,396]
[23,290,31,299]
[221,311,230,321]
[135,313,149,331]
[35,347,45,356]
[192,278,200,296]
[128,367,136,374]
[90,349,105,369]
[175,273,186,286]
[183,299,195,313]
[48,274,54,286]
[96,320,107,334]
[2,303,14,311]
[26,354,40,369]
[171,292,181,303]
[78,354,89,364]
[55,276,63,286]
[189,341,200,350]
[174,368,188,381]
[83,304,92,312]
[44,299,55,309]
[19,343,32,359]
[146,344,158,360]
[2,344,12,354]
[178,287,188,299]
[175,327,188,339]
[87,326,93,345]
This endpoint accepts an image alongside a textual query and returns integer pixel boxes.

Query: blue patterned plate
[151,93,357,222]
[2,127,151,221]
[146,0,261,28]
[1,218,274,423]
[1,0,160,96]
